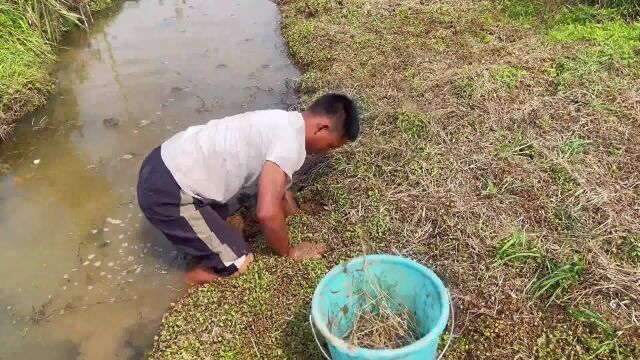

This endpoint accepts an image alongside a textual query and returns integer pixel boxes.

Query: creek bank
[0,0,119,139]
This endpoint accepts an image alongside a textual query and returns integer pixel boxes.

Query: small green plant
[481,177,521,197]
[494,66,527,90]
[549,164,579,193]
[561,138,592,157]
[495,228,544,265]
[530,255,584,304]
[454,75,478,99]
[481,177,498,197]
[368,214,391,239]
[615,235,640,265]
[552,204,582,230]
[568,308,615,336]
[495,131,535,159]
[397,111,430,139]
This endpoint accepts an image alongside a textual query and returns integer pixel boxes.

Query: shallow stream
[0,0,298,358]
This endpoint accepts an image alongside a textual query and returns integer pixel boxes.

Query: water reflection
[0,0,298,358]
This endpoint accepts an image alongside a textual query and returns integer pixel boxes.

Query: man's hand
[288,242,326,260]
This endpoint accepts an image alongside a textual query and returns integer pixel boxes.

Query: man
[137,93,360,284]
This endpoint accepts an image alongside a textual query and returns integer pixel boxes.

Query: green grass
[397,111,430,139]
[495,228,544,265]
[0,4,54,133]
[530,255,584,304]
[11,0,85,42]
[495,131,535,159]
[561,138,592,157]
[567,307,634,359]
[548,5,640,91]
[493,66,527,90]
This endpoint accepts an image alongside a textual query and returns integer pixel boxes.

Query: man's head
[302,93,360,154]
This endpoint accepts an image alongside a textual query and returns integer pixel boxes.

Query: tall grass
[585,0,640,19]
[9,0,87,42]
[0,3,54,128]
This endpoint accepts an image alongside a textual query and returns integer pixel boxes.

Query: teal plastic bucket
[311,255,450,360]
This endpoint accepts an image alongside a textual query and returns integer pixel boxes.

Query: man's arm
[256,161,292,257]
[257,161,326,259]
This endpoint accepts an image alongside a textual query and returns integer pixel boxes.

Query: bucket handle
[309,314,333,360]
[309,290,455,360]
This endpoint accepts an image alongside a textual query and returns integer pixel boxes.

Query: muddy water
[0,0,298,358]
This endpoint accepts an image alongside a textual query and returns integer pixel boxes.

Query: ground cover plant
[152,0,639,358]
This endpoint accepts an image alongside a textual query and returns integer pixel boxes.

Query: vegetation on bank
[151,0,640,358]
[0,0,117,139]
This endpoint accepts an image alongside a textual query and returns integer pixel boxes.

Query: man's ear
[314,119,330,134]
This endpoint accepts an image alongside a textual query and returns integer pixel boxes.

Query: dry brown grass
[345,282,421,350]
[151,0,639,358]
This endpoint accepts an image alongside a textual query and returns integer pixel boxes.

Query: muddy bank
[0,0,119,139]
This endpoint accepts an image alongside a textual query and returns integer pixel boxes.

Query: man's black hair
[307,93,360,141]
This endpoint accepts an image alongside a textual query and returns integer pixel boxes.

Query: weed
[454,75,478,99]
[611,234,640,265]
[567,307,635,359]
[482,177,498,197]
[0,4,54,125]
[368,214,391,240]
[481,176,521,197]
[530,255,584,304]
[561,138,592,157]
[397,111,430,139]
[495,131,535,159]
[549,164,579,193]
[568,308,615,336]
[494,66,527,90]
[495,228,544,265]
[552,204,582,230]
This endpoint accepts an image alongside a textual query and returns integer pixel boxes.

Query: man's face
[307,129,347,155]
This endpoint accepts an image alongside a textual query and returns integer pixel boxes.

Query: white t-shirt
[160,110,306,202]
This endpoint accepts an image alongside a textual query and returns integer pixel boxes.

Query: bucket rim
[311,254,450,357]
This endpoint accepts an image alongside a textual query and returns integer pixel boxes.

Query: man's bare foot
[231,253,254,277]
[186,267,219,285]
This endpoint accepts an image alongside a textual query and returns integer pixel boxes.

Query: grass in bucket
[344,284,420,350]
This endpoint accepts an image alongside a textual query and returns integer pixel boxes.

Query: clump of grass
[0,4,54,126]
[11,0,86,42]
[503,0,545,24]
[494,66,527,90]
[0,0,116,136]
[397,111,430,139]
[453,75,479,99]
[495,228,544,265]
[495,131,535,159]
[561,138,592,157]
[529,255,585,304]
[568,307,633,358]
[549,164,579,193]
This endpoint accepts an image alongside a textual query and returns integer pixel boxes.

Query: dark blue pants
[137,147,250,276]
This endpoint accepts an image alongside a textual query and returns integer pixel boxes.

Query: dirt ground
[151,1,639,359]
